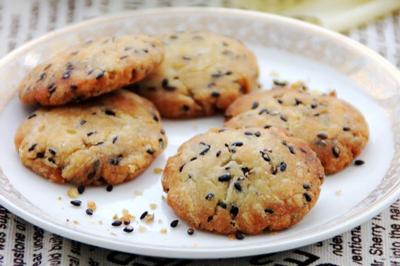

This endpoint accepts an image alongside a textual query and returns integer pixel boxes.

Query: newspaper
[0,0,399,265]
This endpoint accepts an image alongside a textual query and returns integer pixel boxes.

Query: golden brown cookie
[19,35,164,106]
[162,127,324,235]
[131,31,259,118]
[15,90,167,186]
[225,83,369,174]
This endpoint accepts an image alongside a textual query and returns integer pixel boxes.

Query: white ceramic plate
[0,7,399,259]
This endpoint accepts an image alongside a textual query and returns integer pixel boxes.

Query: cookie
[131,31,259,118]
[225,82,369,174]
[162,127,324,235]
[19,35,164,106]
[15,90,167,186]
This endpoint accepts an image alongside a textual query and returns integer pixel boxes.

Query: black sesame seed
[332,145,340,158]
[112,220,122,226]
[354,160,365,166]
[77,185,85,194]
[279,161,287,172]
[36,152,45,159]
[48,157,56,164]
[48,148,57,156]
[226,71,232,75]
[153,114,159,122]
[86,208,93,216]
[260,150,271,162]
[295,98,303,105]
[230,205,239,218]
[288,146,295,154]
[48,83,57,94]
[235,231,245,240]
[62,70,71,79]
[106,185,113,192]
[259,109,269,115]
[273,80,287,86]
[70,200,81,207]
[211,91,220,97]
[277,99,283,104]
[205,193,214,200]
[105,109,116,116]
[146,148,155,155]
[280,114,288,122]
[303,183,311,189]
[160,129,165,135]
[170,219,179,228]
[112,136,118,144]
[109,154,123,166]
[140,211,148,220]
[39,72,47,81]
[254,131,261,137]
[343,127,351,131]
[179,164,185,172]
[28,144,37,152]
[161,79,175,91]
[87,131,96,137]
[123,226,134,233]
[199,144,211,156]
[264,125,272,129]
[123,219,130,225]
[271,165,278,175]
[310,103,318,109]
[95,70,105,79]
[218,173,231,182]
[241,167,250,176]
[317,133,328,139]
[234,181,242,192]
[80,120,87,126]
[216,150,221,157]
[27,113,37,119]
[181,105,190,112]
[251,102,259,109]
[190,157,197,162]
[244,131,253,136]
[187,228,194,235]
[218,201,227,209]
[264,208,274,214]
[207,216,213,222]
[232,141,243,147]
[304,193,312,202]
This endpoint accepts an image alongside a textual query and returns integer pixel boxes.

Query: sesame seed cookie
[162,127,324,235]
[15,90,167,186]
[131,31,259,118]
[225,83,369,174]
[19,35,164,106]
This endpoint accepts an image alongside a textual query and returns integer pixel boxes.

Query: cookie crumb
[87,201,96,211]
[57,196,62,201]
[134,190,143,196]
[67,187,79,198]
[73,220,79,225]
[150,203,157,210]
[144,213,154,224]
[138,225,146,233]
[153,167,163,174]
[335,190,342,196]
[160,228,168,234]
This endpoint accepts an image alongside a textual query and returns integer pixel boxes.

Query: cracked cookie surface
[225,83,369,174]
[19,35,164,106]
[162,127,323,235]
[15,90,167,186]
[131,31,259,118]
